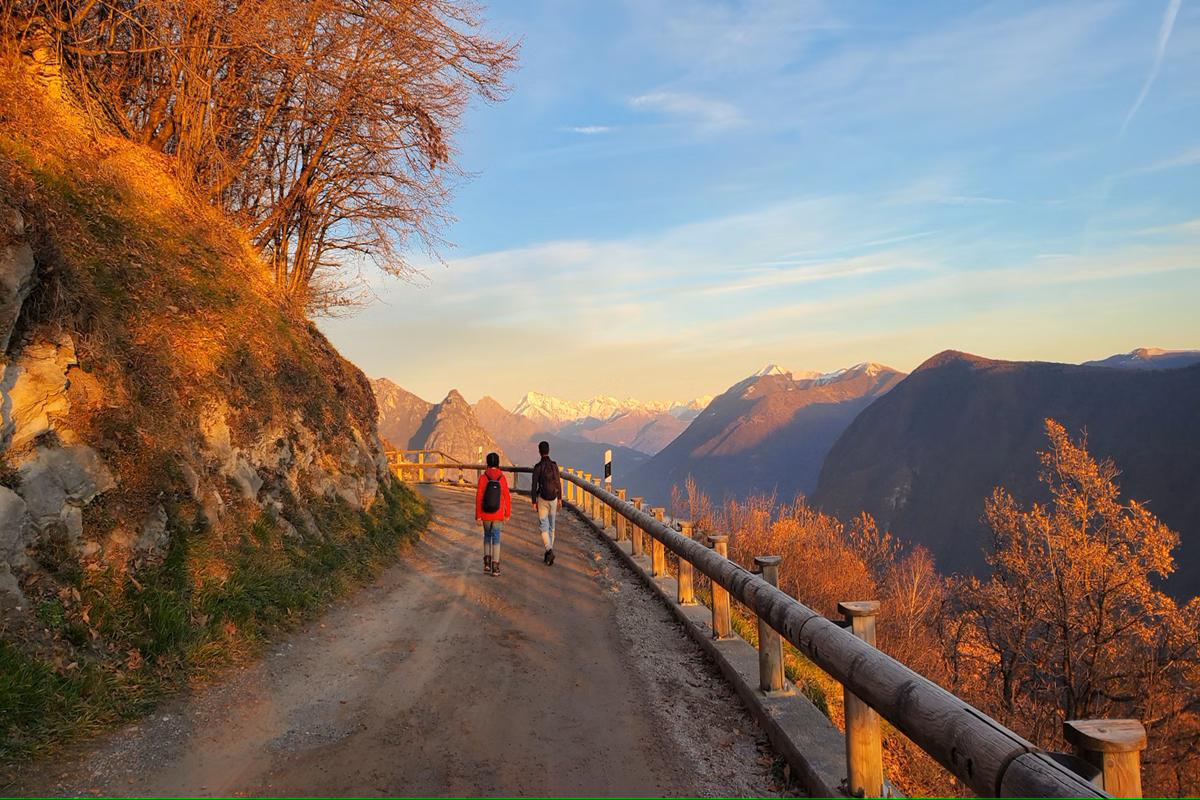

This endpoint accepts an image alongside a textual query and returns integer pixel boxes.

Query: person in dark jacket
[529,440,562,565]
[475,452,511,576]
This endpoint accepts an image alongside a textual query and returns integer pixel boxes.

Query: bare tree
[2,0,517,312]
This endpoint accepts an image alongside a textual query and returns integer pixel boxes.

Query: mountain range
[511,391,710,429]
[624,362,906,506]
[372,347,1200,598]
[371,379,506,465]
[812,350,1200,599]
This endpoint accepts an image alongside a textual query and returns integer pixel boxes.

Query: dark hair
[486,452,500,468]
[538,440,550,455]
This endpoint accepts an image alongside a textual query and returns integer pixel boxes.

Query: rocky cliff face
[0,66,391,618]
[370,377,433,449]
[408,390,505,465]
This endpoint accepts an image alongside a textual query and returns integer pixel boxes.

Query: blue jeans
[482,519,502,545]
[536,497,557,549]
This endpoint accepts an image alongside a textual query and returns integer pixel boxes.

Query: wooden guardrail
[561,469,1118,798]
[392,458,1139,797]
[388,451,530,492]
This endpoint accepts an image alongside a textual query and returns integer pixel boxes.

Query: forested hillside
[813,350,1200,599]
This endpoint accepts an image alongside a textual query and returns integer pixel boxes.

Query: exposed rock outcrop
[1,335,77,451]
[371,377,433,449]
[0,210,36,353]
[415,389,505,465]
[0,61,394,610]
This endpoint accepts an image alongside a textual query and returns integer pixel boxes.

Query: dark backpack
[537,460,560,501]
[482,474,502,513]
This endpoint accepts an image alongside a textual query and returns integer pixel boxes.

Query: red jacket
[475,467,511,521]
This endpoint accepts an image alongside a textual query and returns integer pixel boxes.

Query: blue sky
[321,0,1200,408]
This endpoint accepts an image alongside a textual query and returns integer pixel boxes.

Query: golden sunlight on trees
[688,420,1200,795]
[946,419,1200,795]
[2,0,517,313]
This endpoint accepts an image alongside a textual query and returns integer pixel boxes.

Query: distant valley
[373,347,1200,598]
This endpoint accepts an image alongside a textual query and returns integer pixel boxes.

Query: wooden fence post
[615,489,627,541]
[707,534,732,639]
[650,508,666,577]
[583,473,594,518]
[839,600,883,798]
[755,555,786,693]
[1063,719,1147,798]
[677,521,695,604]
[417,451,425,482]
[630,497,644,557]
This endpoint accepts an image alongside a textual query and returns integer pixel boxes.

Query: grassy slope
[0,59,429,765]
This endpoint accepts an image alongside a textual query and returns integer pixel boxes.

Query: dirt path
[13,485,793,797]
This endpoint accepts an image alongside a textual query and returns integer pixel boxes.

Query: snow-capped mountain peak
[511,391,713,428]
[810,361,889,385]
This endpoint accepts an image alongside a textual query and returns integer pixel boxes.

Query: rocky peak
[416,390,506,465]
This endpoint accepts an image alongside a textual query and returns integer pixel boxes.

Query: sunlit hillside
[0,56,425,760]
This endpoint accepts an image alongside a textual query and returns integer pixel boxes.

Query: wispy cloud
[565,125,611,134]
[1121,0,1182,138]
[629,91,742,128]
[1144,144,1200,172]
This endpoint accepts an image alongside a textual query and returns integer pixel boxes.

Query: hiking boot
[491,561,500,576]
[547,548,555,566]
[483,554,492,573]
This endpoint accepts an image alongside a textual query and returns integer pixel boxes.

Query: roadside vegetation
[673,421,1200,797]
[1,476,427,764]
[0,42,431,771]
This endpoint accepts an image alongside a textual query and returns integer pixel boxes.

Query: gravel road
[12,484,796,797]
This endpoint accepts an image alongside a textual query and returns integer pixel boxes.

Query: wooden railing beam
[554,473,1109,799]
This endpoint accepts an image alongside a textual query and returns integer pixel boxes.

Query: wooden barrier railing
[386,450,529,492]
[557,470,1117,798]
[390,458,1140,797]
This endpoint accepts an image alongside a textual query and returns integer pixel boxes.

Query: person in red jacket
[475,451,511,576]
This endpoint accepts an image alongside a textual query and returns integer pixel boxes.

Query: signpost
[603,449,613,528]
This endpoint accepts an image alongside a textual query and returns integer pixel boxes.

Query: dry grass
[0,56,424,769]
